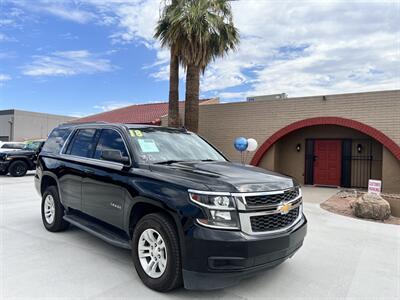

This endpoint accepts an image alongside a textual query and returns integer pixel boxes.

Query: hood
[149,161,295,193]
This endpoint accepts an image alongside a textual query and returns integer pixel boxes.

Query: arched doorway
[250,117,400,189]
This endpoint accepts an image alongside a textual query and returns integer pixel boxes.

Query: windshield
[22,141,42,151]
[128,128,226,164]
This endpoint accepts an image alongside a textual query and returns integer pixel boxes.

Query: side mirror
[100,149,130,165]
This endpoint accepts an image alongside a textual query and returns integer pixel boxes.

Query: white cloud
[22,50,115,77]
[0,73,11,86]
[0,74,11,81]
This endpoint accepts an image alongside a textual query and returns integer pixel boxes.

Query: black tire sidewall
[41,186,68,232]
[9,160,28,177]
[132,213,182,292]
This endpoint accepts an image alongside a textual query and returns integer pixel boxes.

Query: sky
[0,0,399,117]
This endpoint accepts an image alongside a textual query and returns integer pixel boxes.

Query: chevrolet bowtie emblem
[278,202,292,215]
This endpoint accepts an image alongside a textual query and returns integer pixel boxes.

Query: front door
[314,140,341,186]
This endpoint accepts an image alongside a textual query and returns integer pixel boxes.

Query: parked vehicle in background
[35,123,307,292]
[0,140,45,176]
[0,141,24,152]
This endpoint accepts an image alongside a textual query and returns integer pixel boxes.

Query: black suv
[35,123,307,292]
[0,140,44,176]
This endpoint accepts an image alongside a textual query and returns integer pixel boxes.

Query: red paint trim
[250,117,400,166]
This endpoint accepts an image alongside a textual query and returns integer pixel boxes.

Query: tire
[41,186,69,232]
[0,170,7,175]
[9,160,28,177]
[132,213,182,292]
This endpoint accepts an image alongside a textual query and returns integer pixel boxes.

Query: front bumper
[0,161,10,172]
[182,215,307,290]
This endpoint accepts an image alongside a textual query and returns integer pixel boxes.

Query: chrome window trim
[239,204,303,236]
[59,128,78,155]
[59,154,125,171]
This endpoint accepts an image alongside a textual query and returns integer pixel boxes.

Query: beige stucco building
[0,109,75,142]
[161,90,399,193]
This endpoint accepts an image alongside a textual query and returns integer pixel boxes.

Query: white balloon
[247,138,258,152]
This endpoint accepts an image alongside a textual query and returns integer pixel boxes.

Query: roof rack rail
[61,121,110,125]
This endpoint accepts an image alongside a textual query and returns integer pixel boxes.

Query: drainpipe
[8,117,14,141]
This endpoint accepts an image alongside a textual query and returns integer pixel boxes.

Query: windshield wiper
[153,160,186,165]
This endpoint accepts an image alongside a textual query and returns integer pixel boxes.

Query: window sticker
[137,139,159,153]
[129,129,136,137]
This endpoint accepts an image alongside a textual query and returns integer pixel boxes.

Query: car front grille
[245,189,299,207]
[249,207,300,232]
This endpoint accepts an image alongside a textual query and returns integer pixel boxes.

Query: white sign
[368,179,382,195]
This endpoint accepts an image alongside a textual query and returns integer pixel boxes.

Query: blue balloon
[234,137,248,151]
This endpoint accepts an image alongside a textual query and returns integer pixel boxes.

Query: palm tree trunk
[185,64,200,133]
[168,49,180,127]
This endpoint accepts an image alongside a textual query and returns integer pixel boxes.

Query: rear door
[81,128,131,228]
[60,128,99,210]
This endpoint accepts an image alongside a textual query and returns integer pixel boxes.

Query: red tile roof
[74,98,218,125]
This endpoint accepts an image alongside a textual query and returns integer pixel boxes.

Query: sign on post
[368,179,382,195]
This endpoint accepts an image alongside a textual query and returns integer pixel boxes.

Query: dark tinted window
[68,129,97,158]
[42,128,72,154]
[94,129,129,160]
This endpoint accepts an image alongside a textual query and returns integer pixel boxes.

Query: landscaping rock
[351,193,391,220]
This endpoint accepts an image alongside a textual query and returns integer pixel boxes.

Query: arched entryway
[250,117,400,190]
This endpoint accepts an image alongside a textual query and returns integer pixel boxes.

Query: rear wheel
[9,160,28,177]
[0,170,7,175]
[41,186,69,232]
[132,213,182,292]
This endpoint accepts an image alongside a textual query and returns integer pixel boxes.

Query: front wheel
[132,213,182,292]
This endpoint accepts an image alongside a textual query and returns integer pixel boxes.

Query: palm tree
[156,0,239,132]
[155,0,180,128]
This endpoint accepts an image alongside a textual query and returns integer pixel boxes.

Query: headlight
[189,191,240,230]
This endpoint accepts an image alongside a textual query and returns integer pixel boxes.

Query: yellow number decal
[135,130,143,137]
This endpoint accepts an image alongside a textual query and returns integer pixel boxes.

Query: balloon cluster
[234,137,258,164]
[234,137,258,152]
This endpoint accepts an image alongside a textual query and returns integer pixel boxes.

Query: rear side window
[93,129,129,160]
[42,128,72,154]
[67,129,97,158]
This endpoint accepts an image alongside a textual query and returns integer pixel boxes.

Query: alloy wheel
[138,228,167,278]
[44,195,55,224]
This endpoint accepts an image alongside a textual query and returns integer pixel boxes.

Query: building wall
[382,147,400,194]
[196,90,399,192]
[0,110,14,141]
[12,110,75,141]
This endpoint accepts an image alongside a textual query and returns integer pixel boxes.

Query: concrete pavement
[1,173,399,299]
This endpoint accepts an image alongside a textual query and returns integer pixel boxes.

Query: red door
[314,140,342,186]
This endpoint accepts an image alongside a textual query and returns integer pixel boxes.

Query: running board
[63,214,131,250]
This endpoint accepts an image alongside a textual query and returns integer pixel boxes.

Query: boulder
[351,193,391,220]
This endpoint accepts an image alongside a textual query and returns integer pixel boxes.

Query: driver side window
[94,129,129,161]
